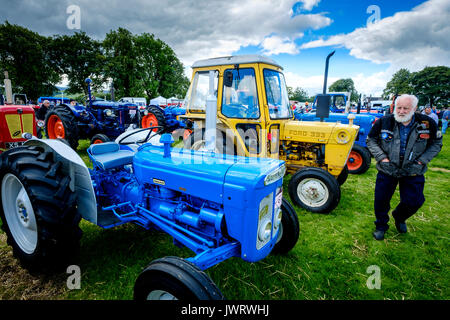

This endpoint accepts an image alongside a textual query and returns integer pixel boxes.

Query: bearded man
[366,94,442,240]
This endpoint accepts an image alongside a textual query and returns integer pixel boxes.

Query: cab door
[218,65,269,157]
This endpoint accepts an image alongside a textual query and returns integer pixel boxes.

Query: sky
[1,0,449,97]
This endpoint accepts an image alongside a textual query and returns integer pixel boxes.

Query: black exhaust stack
[316,51,335,121]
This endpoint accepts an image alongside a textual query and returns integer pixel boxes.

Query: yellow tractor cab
[182,55,359,213]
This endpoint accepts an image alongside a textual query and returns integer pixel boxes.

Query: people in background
[422,105,439,125]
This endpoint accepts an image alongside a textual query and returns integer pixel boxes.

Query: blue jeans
[374,172,425,231]
[442,119,448,134]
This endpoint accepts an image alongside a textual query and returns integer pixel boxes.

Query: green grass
[1,135,449,300]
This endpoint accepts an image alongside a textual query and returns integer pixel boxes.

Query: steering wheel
[118,126,163,145]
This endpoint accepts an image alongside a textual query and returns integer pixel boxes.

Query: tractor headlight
[264,164,286,186]
[273,208,282,230]
[104,109,113,117]
[37,120,44,128]
[335,129,350,144]
[258,219,272,242]
[143,110,149,116]
[257,192,274,250]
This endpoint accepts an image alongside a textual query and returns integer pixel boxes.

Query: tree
[0,22,60,100]
[102,28,189,100]
[50,32,105,95]
[289,87,309,102]
[411,66,450,108]
[328,78,359,102]
[382,68,413,99]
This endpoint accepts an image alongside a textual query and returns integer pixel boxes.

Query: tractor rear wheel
[90,133,110,145]
[336,164,349,185]
[288,167,341,214]
[0,146,82,272]
[347,145,371,174]
[45,104,79,150]
[134,256,224,300]
[272,198,299,254]
[142,105,166,132]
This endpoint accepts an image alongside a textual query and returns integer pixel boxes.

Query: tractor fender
[24,138,97,224]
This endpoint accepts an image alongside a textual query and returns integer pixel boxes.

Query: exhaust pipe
[4,71,13,104]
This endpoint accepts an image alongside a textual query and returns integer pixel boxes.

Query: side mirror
[223,70,233,88]
[316,94,331,121]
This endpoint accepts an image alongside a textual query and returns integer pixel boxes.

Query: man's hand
[381,158,390,163]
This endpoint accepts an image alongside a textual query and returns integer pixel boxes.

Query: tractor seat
[88,142,134,170]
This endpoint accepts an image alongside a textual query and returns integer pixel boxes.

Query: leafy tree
[103,28,189,101]
[50,32,105,95]
[382,68,413,99]
[411,66,450,108]
[0,22,60,100]
[289,87,309,102]
[328,78,359,102]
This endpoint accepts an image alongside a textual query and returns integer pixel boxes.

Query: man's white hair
[395,94,419,109]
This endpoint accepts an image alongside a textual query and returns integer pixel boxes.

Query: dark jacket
[366,113,443,177]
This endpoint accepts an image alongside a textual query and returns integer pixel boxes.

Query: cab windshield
[263,69,292,119]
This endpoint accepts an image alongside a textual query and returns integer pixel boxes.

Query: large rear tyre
[142,105,166,132]
[0,146,82,272]
[272,198,300,254]
[288,168,341,214]
[134,256,224,300]
[45,104,79,150]
[347,145,371,174]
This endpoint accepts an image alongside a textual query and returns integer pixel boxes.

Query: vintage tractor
[0,128,299,300]
[141,104,188,134]
[182,55,359,213]
[44,79,146,149]
[0,73,37,153]
[294,112,375,174]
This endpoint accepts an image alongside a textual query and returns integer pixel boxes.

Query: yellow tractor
[181,55,359,213]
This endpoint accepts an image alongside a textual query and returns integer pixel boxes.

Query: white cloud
[261,35,300,55]
[0,0,332,67]
[300,0,450,72]
[299,0,321,11]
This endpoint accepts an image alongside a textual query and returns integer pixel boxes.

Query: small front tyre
[288,168,341,214]
[134,256,224,300]
[272,198,300,254]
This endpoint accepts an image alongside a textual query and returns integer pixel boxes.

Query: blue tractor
[142,104,188,135]
[0,128,299,299]
[44,79,146,150]
[294,111,376,174]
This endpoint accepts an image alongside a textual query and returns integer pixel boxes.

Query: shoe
[395,221,407,233]
[373,230,385,240]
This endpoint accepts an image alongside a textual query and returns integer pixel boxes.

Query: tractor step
[96,209,123,229]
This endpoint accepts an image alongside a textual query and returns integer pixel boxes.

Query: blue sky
[1,0,448,97]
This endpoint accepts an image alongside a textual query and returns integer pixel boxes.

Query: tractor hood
[282,120,339,143]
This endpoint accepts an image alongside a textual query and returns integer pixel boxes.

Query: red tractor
[0,73,37,153]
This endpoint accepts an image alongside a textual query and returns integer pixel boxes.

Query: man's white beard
[394,109,415,123]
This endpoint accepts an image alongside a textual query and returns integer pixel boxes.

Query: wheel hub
[297,178,329,207]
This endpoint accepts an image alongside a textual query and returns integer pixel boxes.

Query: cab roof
[192,55,283,70]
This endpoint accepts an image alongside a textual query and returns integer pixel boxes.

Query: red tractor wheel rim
[47,115,65,139]
[183,129,192,141]
[347,151,363,171]
[93,139,104,144]
[142,114,159,132]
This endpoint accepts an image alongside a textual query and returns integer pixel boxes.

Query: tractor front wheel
[272,198,299,254]
[288,168,341,214]
[134,256,224,300]
[90,133,110,145]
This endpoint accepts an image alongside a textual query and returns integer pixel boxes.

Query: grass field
[1,134,449,300]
